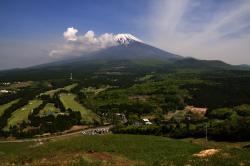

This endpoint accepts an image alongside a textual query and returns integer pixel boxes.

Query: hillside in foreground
[0,134,250,165]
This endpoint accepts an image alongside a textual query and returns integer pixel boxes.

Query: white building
[0,89,9,93]
[142,118,152,125]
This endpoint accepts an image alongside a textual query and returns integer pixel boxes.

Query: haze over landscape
[0,0,250,69]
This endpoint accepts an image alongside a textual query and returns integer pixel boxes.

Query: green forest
[0,60,250,141]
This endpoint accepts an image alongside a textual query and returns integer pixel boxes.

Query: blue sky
[0,0,149,40]
[0,0,250,69]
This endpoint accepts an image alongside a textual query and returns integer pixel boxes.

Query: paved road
[0,125,113,143]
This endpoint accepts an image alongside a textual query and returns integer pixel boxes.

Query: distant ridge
[0,33,249,82]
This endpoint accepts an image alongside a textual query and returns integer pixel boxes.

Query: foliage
[1,60,250,140]
[234,104,250,116]
[206,108,234,120]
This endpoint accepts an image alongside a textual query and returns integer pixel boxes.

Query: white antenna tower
[70,73,73,80]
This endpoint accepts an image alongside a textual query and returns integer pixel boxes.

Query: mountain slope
[61,33,182,63]
[88,41,182,61]
[30,33,181,69]
[170,58,231,70]
[0,33,245,81]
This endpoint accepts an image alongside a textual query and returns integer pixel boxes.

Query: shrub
[206,108,233,120]
[234,104,250,116]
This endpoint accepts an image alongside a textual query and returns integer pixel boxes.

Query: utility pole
[205,122,208,147]
[206,123,208,141]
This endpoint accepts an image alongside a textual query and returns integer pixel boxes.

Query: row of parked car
[81,127,110,135]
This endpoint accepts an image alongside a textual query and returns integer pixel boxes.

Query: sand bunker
[193,149,220,158]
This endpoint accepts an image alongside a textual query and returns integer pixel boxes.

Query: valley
[1,64,250,141]
[1,0,250,165]
[0,28,250,165]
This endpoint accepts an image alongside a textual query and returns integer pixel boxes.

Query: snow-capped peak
[115,33,143,45]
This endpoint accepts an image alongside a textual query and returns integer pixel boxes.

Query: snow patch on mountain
[115,34,143,45]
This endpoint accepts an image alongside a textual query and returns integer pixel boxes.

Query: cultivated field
[59,93,99,124]
[0,134,249,165]
[5,99,42,129]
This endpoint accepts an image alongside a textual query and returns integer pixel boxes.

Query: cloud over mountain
[50,27,118,58]
[63,27,78,41]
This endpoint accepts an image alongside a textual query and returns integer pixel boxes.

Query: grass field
[39,103,60,116]
[0,99,19,116]
[41,83,77,97]
[0,134,249,165]
[5,99,42,129]
[59,93,99,124]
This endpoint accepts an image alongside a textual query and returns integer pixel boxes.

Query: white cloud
[50,28,118,58]
[63,27,78,41]
[146,0,250,64]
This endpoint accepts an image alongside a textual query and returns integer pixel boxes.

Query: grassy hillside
[0,134,249,165]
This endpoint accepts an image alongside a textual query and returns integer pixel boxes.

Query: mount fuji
[0,33,233,81]
[65,33,182,62]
